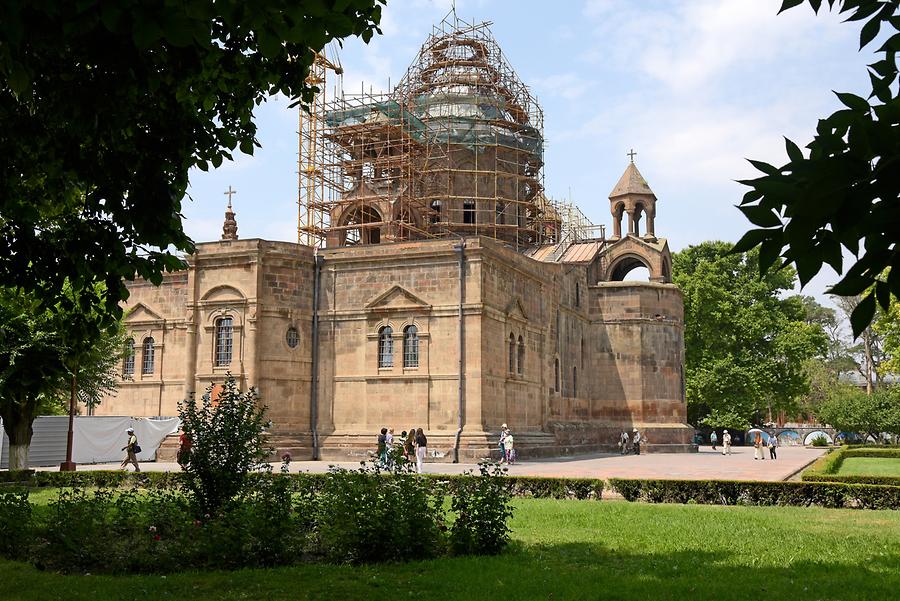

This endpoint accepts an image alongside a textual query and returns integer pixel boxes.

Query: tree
[0,289,67,470]
[0,1,384,327]
[835,293,889,391]
[0,285,125,470]
[734,0,900,338]
[674,241,828,427]
[873,294,900,375]
[816,384,900,441]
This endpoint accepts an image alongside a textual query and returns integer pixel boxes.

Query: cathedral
[99,17,695,460]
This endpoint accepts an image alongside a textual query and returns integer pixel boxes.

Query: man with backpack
[120,427,141,472]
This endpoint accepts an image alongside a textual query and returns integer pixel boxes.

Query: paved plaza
[49,445,825,482]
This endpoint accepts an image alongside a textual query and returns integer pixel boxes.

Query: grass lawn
[2,497,899,600]
[837,457,900,477]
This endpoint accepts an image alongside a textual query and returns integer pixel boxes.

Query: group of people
[754,433,778,460]
[376,427,429,473]
[498,424,515,464]
[709,429,777,459]
[618,428,643,455]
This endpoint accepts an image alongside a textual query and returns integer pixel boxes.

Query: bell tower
[608,151,657,241]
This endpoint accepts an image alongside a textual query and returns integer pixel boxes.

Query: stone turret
[608,160,657,241]
[222,187,238,241]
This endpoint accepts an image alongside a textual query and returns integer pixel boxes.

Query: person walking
[120,427,141,472]
[404,429,416,462]
[376,427,388,466]
[505,430,515,464]
[768,432,778,460]
[722,429,732,455]
[710,430,718,451]
[632,428,642,456]
[754,434,764,460]
[498,424,508,464]
[620,431,629,455]
[414,427,428,474]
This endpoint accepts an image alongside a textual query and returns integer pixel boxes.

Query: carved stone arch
[608,253,652,282]
[338,201,383,246]
[201,284,246,303]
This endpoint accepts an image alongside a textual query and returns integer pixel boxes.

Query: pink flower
[153,534,161,541]
[148,526,157,533]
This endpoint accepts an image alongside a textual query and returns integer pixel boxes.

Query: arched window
[496,202,506,225]
[581,336,586,367]
[517,335,525,375]
[575,282,580,307]
[215,317,233,366]
[463,200,476,224]
[554,357,560,392]
[508,333,516,374]
[573,366,578,397]
[378,326,394,368]
[122,339,135,377]
[403,325,419,368]
[141,337,155,375]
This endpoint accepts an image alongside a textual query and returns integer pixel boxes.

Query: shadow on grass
[2,540,899,601]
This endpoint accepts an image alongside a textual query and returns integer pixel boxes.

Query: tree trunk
[2,407,35,471]
[864,329,874,395]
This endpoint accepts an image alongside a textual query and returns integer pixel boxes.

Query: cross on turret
[222,185,238,240]
[224,185,237,209]
[627,148,637,163]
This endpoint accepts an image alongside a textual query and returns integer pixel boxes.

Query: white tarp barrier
[73,416,180,463]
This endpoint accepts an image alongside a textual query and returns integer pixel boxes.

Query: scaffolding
[298,14,549,248]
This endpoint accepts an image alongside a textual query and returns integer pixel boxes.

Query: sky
[182,0,878,307]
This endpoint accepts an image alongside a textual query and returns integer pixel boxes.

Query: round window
[286,327,299,348]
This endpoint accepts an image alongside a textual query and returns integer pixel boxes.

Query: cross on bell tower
[222,186,239,240]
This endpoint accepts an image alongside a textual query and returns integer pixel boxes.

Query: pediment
[605,235,668,254]
[125,302,164,323]
[365,285,430,311]
[505,297,528,321]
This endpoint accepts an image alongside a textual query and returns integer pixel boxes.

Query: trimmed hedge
[608,478,900,510]
[0,470,184,489]
[0,469,604,500]
[801,445,900,486]
[802,473,900,487]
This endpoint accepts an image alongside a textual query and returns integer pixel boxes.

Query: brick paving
[46,445,825,482]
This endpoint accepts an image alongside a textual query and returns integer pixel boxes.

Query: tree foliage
[734,0,900,338]
[816,384,900,440]
[0,285,125,468]
[674,241,828,426]
[0,1,384,327]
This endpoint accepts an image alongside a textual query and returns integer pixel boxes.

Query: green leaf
[759,237,784,275]
[829,274,872,297]
[875,280,891,310]
[731,229,771,254]
[747,160,780,176]
[7,61,30,96]
[740,205,783,228]
[835,91,869,112]
[784,137,804,163]
[859,12,882,49]
[850,292,876,338]
[778,0,805,14]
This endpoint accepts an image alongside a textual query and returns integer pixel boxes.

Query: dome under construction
[298,15,555,249]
